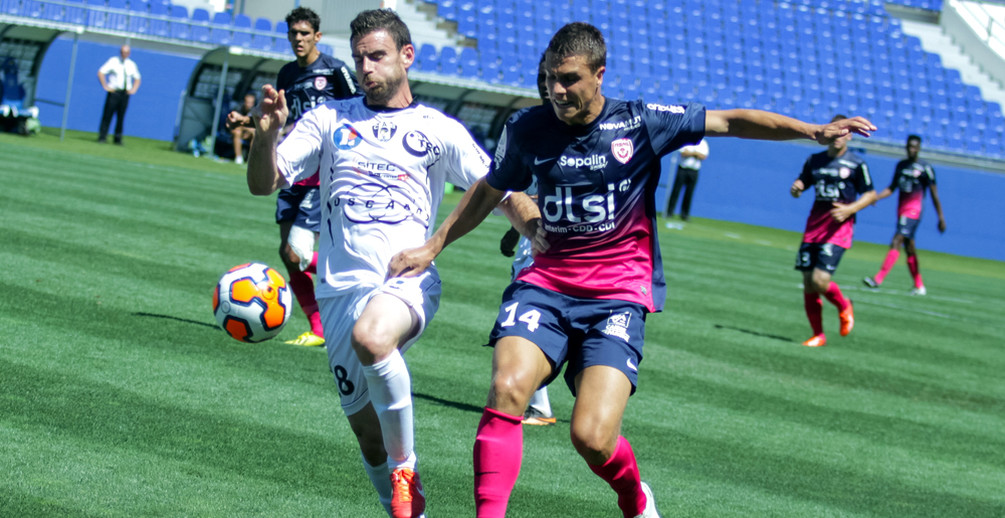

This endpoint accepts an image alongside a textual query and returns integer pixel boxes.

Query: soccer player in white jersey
[245,9,535,518]
[390,22,876,518]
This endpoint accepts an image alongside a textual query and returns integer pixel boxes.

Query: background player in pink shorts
[863,134,946,295]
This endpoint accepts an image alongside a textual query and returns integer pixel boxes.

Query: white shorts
[319,270,441,416]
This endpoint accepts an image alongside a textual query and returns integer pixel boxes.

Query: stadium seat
[169,4,190,40]
[147,0,168,36]
[416,43,438,72]
[190,8,211,42]
[438,46,458,76]
[253,16,271,32]
[459,47,478,77]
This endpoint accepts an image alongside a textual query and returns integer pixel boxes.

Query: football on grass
[212,262,292,342]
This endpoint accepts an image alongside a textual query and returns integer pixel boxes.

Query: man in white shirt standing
[664,138,709,221]
[97,44,141,144]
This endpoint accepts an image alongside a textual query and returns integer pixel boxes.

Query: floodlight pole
[209,49,232,158]
[60,27,84,141]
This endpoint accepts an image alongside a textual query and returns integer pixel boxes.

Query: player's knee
[350,322,393,364]
[569,423,616,464]
[487,372,533,413]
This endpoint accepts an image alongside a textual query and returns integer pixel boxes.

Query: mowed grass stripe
[2,132,1004,517]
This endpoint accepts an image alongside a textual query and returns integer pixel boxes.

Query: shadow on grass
[134,311,218,329]
[714,323,796,343]
[414,391,485,415]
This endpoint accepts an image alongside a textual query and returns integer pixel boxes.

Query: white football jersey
[277,98,490,298]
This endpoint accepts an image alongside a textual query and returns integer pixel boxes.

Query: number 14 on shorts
[501,302,541,332]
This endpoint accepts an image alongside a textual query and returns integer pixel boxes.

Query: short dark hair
[831,114,847,123]
[907,134,922,145]
[536,53,548,103]
[350,9,412,50]
[286,7,321,33]
[546,22,606,73]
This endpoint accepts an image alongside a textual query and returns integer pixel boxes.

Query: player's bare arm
[930,183,947,232]
[705,110,875,143]
[830,189,878,223]
[873,186,894,202]
[388,178,508,278]
[246,85,289,196]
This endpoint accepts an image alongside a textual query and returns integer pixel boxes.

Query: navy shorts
[794,242,847,273]
[486,282,647,396]
[275,184,321,232]
[895,216,920,240]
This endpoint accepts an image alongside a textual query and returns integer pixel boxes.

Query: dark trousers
[665,166,700,219]
[98,90,130,142]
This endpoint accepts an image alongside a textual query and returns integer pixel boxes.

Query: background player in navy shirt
[389,22,876,518]
[863,134,946,295]
[228,7,358,347]
[790,115,876,348]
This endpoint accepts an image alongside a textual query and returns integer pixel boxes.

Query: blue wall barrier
[36,37,198,142]
[658,137,1005,262]
[31,39,1005,263]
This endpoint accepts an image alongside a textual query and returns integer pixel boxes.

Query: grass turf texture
[2,129,1003,517]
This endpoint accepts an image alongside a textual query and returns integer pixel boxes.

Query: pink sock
[588,436,645,518]
[473,408,523,518]
[804,293,824,336]
[823,282,849,311]
[874,248,900,284]
[906,255,923,288]
[287,268,322,336]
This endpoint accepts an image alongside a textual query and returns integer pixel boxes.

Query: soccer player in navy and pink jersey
[790,115,877,348]
[863,134,946,295]
[229,7,359,347]
[389,23,876,518]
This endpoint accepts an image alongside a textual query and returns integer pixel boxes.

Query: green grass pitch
[1,130,1003,517]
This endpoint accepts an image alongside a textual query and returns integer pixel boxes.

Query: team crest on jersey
[611,138,634,164]
[373,120,398,142]
[839,167,852,179]
[314,76,327,91]
[602,311,632,342]
[333,124,362,150]
[403,130,437,157]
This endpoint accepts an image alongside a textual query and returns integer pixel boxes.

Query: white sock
[361,454,393,516]
[528,386,552,416]
[362,349,416,469]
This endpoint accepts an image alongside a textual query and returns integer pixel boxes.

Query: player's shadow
[414,392,484,414]
[714,324,795,343]
[133,312,218,329]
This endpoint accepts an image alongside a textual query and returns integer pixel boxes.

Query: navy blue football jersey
[276,54,359,123]
[488,98,705,312]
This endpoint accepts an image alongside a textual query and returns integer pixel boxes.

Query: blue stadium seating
[413,0,999,155]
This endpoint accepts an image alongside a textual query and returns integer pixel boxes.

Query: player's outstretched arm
[388,178,507,278]
[246,85,288,196]
[705,110,875,144]
[873,186,894,202]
